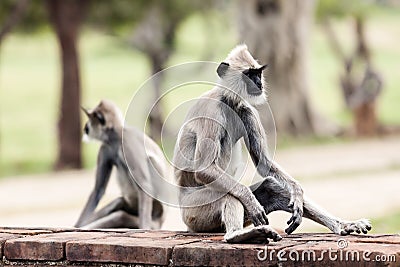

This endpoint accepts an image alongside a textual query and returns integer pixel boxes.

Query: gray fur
[173,45,371,243]
[75,100,165,229]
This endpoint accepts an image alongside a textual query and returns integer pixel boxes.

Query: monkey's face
[81,100,123,143]
[216,45,268,106]
[217,62,267,106]
[82,108,108,143]
[242,65,268,96]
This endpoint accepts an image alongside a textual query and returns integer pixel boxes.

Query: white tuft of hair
[82,133,92,143]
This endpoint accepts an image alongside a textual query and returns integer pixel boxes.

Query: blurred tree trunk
[130,4,178,143]
[238,0,319,135]
[148,55,167,144]
[0,0,30,157]
[46,0,89,169]
[323,16,382,136]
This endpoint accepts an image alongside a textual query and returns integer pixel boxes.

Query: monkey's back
[173,88,241,188]
[120,126,166,209]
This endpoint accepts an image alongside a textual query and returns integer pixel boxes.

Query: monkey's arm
[74,146,113,227]
[241,109,304,234]
[193,134,268,226]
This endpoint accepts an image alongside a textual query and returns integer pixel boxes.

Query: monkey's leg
[81,210,140,229]
[151,199,164,219]
[301,198,371,235]
[222,195,282,244]
[250,177,371,235]
[80,197,163,229]
[89,196,163,229]
[180,188,281,243]
[179,188,226,233]
[138,190,153,229]
[80,197,129,227]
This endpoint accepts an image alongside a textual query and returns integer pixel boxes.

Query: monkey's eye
[243,68,261,77]
[243,69,251,76]
[94,112,105,125]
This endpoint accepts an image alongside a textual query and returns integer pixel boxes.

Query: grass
[371,210,400,234]
[0,10,400,177]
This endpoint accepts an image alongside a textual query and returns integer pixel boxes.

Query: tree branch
[321,17,347,65]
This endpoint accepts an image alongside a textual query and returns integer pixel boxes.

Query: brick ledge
[0,227,399,266]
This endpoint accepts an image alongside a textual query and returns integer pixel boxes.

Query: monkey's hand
[286,181,304,234]
[247,198,269,226]
[336,219,372,235]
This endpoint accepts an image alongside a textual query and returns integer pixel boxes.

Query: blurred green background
[1,6,399,176]
[0,0,399,233]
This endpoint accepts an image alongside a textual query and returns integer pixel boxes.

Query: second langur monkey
[75,100,166,229]
[173,45,371,243]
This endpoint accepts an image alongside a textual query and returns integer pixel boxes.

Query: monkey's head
[81,99,124,143]
[216,44,268,106]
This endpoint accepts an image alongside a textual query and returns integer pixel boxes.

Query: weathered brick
[0,233,21,258]
[0,229,399,266]
[288,233,400,245]
[278,239,400,267]
[0,228,52,235]
[66,235,200,265]
[4,231,109,261]
[173,232,224,239]
[172,239,297,267]
[348,234,400,245]
[343,242,400,267]
[125,229,179,239]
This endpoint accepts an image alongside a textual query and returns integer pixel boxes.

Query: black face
[242,65,267,96]
[93,111,106,125]
[84,123,89,134]
[81,107,106,136]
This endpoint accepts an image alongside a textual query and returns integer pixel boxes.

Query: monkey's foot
[224,225,282,244]
[336,219,372,235]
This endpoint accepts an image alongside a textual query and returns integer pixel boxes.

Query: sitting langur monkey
[75,100,165,229]
[173,45,371,243]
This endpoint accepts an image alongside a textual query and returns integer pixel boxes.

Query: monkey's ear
[217,62,229,78]
[259,64,268,71]
[94,111,106,125]
[81,106,90,117]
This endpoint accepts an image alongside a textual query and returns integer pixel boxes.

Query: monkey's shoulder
[123,126,158,149]
[122,126,165,167]
[188,95,224,117]
[122,125,145,140]
[219,95,257,117]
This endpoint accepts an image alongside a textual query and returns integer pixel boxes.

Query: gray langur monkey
[173,45,371,243]
[75,100,165,229]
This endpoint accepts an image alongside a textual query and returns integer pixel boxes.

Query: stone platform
[0,227,399,266]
